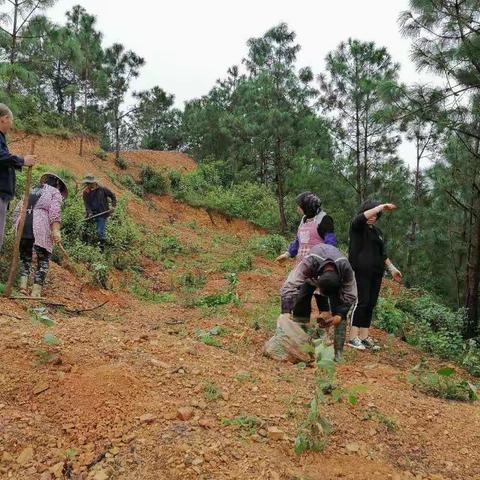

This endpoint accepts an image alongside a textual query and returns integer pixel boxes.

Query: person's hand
[382,203,397,211]
[275,252,290,263]
[392,268,402,283]
[52,224,62,245]
[23,155,37,167]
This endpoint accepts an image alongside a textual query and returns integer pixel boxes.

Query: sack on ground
[263,314,313,364]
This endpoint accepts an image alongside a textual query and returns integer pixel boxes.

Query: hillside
[0,134,478,480]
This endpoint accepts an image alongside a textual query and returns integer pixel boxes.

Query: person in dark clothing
[347,200,402,350]
[280,243,357,361]
[276,192,337,264]
[82,175,117,252]
[0,103,36,249]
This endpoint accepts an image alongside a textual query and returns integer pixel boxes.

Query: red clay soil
[0,134,478,480]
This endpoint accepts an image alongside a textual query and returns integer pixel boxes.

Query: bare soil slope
[0,134,478,480]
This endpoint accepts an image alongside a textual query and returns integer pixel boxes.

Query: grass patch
[204,382,221,402]
[407,362,477,402]
[221,415,260,434]
[219,251,253,273]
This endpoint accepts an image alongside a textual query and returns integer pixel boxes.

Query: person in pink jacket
[14,173,68,297]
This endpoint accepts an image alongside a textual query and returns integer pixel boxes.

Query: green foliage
[221,415,260,434]
[195,325,227,347]
[220,251,252,273]
[407,364,477,402]
[177,271,206,291]
[95,149,108,160]
[115,156,129,170]
[248,234,288,259]
[29,307,59,363]
[233,371,256,383]
[158,235,183,256]
[362,407,397,432]
[195,291,239,307]
[171,164,282,231]
[204,382,221,402]
[92,263,109,288]
[139,165,169,195]
[376,289,480,376]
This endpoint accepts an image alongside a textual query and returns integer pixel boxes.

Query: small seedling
[362,407,397,432]
[233,371,257,383]
[204,382,221,402]
[222,415,259,435]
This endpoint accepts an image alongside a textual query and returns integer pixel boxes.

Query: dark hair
[359,199,382,219]
[41,174,68,198]
[296,192,322,219]
[316,270,341,297]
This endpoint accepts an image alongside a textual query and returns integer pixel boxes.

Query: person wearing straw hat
[81,174,116,252]
[13,172,68,297]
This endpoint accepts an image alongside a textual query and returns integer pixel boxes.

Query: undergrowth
[376,288,480,376]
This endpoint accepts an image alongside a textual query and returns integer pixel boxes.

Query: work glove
[317,311,342,328]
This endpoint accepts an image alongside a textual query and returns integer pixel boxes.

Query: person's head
[82,174,98,190]
[296,192,322,219]
[0,104,14,134]
[40,173,68,198]
[360,199,382,225]
[316,262,341,297]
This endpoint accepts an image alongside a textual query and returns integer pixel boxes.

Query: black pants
[19,239,51,286]
[292,282,330,322]
[351,270,383,328]
[291,282,347,358]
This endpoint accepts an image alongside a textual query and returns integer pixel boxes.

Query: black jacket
[0,132,24,201]
[83,186,117,218]
[348,213,387,274]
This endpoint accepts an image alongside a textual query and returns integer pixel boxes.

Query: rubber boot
[31,283,42,299]
[334,316,347,362]
[19,276,28,295]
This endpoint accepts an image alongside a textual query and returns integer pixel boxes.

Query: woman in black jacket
[347,200,402,350]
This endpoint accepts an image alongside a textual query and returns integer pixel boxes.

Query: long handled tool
[80,209,113,222]
[5,141,36,298]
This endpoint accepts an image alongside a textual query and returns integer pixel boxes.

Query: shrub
[220,252,253,272]
[178,271,206,291]
[95,149,108,160]
[115,156,129,170]
[195,291,239,307]
[92,262,109,288]
[375,289,480,376]
[159,235,183,256]
[248,234,288,259]
[139,166,169,195]
[119,175,144,197]
[407,365,477,402]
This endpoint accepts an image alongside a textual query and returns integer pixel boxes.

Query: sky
[47,0,441,166]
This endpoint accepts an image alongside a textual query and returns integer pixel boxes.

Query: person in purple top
[276,192,337,265]
[14,173,68,298]
[276,192,337,314]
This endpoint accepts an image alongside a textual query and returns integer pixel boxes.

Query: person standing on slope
[82,175,116,253]
[276,192,337,264]
[14,173,68,298]
[280,243,357,361]
[276,192,337,314]
[347,200,402,350]
[0,103,36,250]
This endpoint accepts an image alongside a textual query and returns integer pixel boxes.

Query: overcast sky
[48,0,440,166]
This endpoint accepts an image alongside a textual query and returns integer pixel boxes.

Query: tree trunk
[355,103,362,204]
[406,138,421,287]
[465,199,480,338]
[274,139,288,233]
[6,0,19,94]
